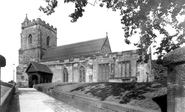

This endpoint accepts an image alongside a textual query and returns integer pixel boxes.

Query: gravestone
[163,46,185,112]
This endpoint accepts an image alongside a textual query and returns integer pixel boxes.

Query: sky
[0,0,151,82]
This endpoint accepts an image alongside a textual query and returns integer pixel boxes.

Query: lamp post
[12,64,15,83]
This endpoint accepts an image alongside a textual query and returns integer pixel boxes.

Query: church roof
[25,62,52,74]
[41,37,109,61]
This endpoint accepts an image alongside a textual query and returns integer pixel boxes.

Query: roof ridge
[54,37,106,49]
[100,37,108,51]
[42,37,111,61]
[31,62,39,71]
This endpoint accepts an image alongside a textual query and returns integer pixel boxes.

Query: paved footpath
[7,88,83,112]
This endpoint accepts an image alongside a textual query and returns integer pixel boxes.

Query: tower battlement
[21,16,57,33]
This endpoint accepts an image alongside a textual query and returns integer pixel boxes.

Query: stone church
[16,16,153,87]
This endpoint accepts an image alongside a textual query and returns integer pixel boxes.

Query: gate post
[0,54,6,105]
[163,46,185,112]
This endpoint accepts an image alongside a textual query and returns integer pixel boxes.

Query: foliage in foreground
[40,0,185,62]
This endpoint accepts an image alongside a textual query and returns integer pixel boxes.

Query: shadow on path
[7,88,20,112]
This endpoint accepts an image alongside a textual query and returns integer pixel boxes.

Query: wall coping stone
[0,84,15,112]
[163,46,185,66]
[35,86,159,112]
[0,88,12,105]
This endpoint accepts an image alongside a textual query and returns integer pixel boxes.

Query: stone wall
[0,82,15,112]
[45,58,99,83]
[19,21,57,65]
[22,18,57,33]
[50,65,63,82]
[39,25,57,50]
[42,50,152,83]
[17,48,152,87]
[20,26,40,50]
[19,25,41,64]
[17,17,57,87]
[20,48,40,64]
[34,85,158,112]
[163,46,185,112]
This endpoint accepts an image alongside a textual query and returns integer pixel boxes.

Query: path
[7,88,83,112]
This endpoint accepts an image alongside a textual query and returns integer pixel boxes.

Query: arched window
[47,36,50,47]
[63,68,68,82]
[28,34,32,44]
[79,66,86,82]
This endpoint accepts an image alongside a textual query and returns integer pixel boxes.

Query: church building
[16,16,153,87]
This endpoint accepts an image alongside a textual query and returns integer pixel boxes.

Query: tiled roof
[26,62,52,74]
[41,37,108,61]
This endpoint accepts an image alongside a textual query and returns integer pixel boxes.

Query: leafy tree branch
[39,0,185,63]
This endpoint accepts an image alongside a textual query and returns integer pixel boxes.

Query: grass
[36,81,166,111]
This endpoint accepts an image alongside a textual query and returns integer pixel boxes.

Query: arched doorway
[79,66,86,82]
[63,68,68,82]
[29,75,39,87]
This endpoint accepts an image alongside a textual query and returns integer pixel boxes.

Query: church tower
[17,15,57,86]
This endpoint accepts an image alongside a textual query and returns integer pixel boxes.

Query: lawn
[36,80,166,111]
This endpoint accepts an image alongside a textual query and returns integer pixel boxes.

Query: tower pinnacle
[106,32,108,37]
[23,14,29,23]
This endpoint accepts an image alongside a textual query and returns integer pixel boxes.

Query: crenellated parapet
[21,17,57,33]
[105,49,139,58]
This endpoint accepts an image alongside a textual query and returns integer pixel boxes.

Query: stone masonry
[17,15,153,87]
[163,46,185,112]
[17,15,57,86]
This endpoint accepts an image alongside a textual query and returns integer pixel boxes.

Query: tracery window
[98,63,109,82]
[117,61,131,78]
[63,68,68,82]
[79,66,86,82]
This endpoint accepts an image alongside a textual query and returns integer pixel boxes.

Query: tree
[39,0,185,63]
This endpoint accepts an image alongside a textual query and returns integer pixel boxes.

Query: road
[7,88,83,112]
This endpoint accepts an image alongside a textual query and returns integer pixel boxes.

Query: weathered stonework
[40,50,152,83]
[17,16,153,87]
[163,46,185,112]
[22,17,57,33]
[17,16,57,87]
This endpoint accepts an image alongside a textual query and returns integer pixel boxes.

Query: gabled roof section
[41,37,108,61]
[25,62,52,74]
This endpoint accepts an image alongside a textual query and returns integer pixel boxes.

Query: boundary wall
[0,82,15,112]
[35,85,159,112]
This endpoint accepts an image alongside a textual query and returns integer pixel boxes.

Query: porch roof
[25,62,52,74]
